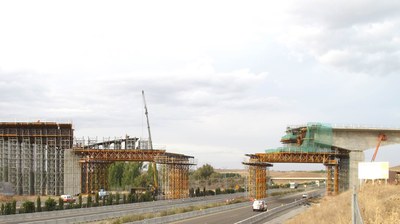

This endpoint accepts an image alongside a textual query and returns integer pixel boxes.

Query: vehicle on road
[302,193,308,198]
[98,189,109,199]
[252,199,267,211]
[60,194,76,203]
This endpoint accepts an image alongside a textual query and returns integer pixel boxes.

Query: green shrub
[107,193,113,205]
[58,198,64,210]
[115,192,120,205]
[4,203,12,215]
[1,203,4,215]
[87,195,92,207]
[95,193,99,205]
[78,195,82,208]
[45,198,57,211]
[11,200,16,214]
[22,201,35,213]
[36,196,42,212]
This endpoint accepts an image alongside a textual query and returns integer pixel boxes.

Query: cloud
[281,0,400,76]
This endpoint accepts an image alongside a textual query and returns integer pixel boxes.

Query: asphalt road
[171,190,323,224]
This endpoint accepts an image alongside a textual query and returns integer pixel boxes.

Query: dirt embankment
[285,184,400,224]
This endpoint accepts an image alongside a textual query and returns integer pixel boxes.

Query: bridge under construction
[0,122,195,200]
[244,123,400,199]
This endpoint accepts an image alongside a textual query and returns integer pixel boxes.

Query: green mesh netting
[266,122,333,153]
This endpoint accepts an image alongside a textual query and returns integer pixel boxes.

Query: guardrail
[234,198,307,224]
[0,193,246,224]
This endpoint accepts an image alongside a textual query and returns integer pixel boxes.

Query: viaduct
[244,123,400,199]
[0,122,194,199]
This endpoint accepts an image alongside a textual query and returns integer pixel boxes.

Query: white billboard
[358,162,389,180]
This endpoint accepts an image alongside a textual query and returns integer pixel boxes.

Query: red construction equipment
[371,134,387,162]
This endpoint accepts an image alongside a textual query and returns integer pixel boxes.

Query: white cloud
[0,1,400,170]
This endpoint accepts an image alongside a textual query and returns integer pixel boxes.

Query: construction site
[244,123,400,199]
[0,122,195,200]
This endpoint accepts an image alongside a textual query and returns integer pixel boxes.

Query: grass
[285,184,400,224]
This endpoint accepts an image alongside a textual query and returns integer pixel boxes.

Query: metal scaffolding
[73,137,195,199]
[242,157,272,200]
[0,122,73,195]
[155,154,195,200]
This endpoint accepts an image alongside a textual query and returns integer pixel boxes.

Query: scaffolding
[155,154,195,200]
[0,122,73,195]
[242,156,272,200]
[245,123,350,197]
[73,137,195,199]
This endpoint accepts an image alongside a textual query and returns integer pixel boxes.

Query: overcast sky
[1,0,399,170]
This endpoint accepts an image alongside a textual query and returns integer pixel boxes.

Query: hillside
[286,184,400,224]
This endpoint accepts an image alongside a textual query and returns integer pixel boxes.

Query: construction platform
[244,122,400,198]
[0,122,195,200]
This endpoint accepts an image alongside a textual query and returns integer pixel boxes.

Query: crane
[371,133,387,162]
[142,90,158,194]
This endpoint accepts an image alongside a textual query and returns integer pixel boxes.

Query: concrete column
[64,149,81,195]
[349,151,364,190]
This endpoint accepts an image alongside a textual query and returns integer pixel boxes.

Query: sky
[0,0,399,170]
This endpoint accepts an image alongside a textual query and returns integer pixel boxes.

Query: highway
[172,189,323,224]
[0,193,246,224]
[0,189,322,223]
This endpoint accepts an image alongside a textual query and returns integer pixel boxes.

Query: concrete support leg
[349,151,364,190]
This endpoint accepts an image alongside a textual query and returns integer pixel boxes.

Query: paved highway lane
[172,190,323,224]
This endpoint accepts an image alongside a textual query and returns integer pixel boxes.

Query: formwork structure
[0,122,73,195]
[242,157,272,200]
[73,137,195,199]
[245,123,349,196]
[155,153,195,200]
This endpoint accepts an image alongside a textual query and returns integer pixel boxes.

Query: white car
[252,200,267,211]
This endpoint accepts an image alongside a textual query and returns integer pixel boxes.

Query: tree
[36,196,42,212]
[45,198,56,211]
[193,164,214,180]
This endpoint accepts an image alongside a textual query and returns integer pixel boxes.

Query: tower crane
[142,90,158,194]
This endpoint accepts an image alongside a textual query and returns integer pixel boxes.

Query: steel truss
[245,151,349,196]
[73,140,195,200]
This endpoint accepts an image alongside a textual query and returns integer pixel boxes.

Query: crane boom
[371,134,387,162]
[142,90,158,193]
[142,90,153,150]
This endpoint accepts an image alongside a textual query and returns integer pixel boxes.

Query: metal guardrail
[0,193,246,223]
[352,187,364,224]
[233,199,306,224]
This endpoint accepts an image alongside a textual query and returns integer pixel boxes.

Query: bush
[58,198,64,210]
[107,193,113,205]
[4,203,12,215]
[1,203,4,215]
[115,192,120,205]
[95,193,99,205]
[22,201,35,213]
[36,196,42,212]
[78,195,82,208]
[87,195,92,207]
[11,200,16,214]
[128,193,133,203]
[45,198,57,211]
